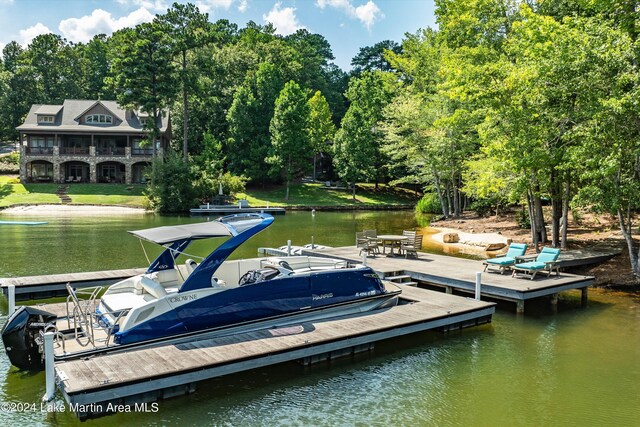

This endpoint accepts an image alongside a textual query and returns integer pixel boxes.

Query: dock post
[42,332,55,402]
[516,300,525,314]
[311,236,315,249]
[581,287,588,307]
[267,201,270,208]
[287,240,292,256]
[475,272,481,300]
[362,252,367,267]
[8,284,15,315]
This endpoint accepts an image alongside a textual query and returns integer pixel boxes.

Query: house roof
[17,99,170,134]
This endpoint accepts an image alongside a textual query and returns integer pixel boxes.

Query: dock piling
[7,284,15,314]
[362,252,367,267]
[475,272,482,300]
[42,332,55,402]
[311,236,315,249]
[287,240,292,256]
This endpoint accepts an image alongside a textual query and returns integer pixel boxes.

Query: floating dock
[190,206,285,215]
[301,246,604,313]
[50,286,494,419]
[0,268,147,300]
[1,246,614,307]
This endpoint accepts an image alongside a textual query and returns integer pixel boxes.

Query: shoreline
[0,204,150,216]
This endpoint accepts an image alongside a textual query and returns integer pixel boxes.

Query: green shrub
[0,162,19,174]
[469,199,494,217]
[416,192,442,214]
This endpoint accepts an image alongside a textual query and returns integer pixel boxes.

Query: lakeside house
[16,100,171,184]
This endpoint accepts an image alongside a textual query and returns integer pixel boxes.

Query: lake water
[0,211,639,426]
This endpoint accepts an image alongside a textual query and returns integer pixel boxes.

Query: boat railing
[65,284,103,348]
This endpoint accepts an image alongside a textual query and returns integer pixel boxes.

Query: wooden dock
[0,268,147,300]
[190,206,285,215]
[52,286,494,419]
[301,246,599,313]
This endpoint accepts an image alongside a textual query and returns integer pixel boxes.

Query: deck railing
[60,147,90,155]
[132,148,154,156]
[26,147,53,155]
[96,147,126,156]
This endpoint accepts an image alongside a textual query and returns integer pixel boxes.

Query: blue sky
[0,0,436,70]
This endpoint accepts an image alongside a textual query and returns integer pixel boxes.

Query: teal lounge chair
[483,243,527,274]
[511,247,561,280]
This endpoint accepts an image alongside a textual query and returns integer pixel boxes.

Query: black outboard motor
[2,306,57,370]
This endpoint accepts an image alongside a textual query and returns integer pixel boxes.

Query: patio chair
[511,247,561,280]
[65,176,74,183]
[363,229,381,254]
[356,231,378,257]
[401,233,423,259]
[483,243,527,274]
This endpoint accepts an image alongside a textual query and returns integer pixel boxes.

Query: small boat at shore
[2,213,400,370]
[0,220,48,225]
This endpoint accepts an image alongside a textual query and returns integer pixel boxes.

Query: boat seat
[134,275,167,299]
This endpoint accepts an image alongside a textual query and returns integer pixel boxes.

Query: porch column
[53,162,61,183]
[19,135,27,182]
[90,161,97,184]
[125,163,132,184]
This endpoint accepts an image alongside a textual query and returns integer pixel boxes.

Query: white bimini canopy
[129,221,233,244]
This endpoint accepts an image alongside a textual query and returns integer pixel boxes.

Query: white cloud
[196,0,234,13]
[263,2,304,35]
[58,8,155,43]
[315,0,383,30]
[115,0,168,12]
[19,23,52,46]
[238,0,248,13]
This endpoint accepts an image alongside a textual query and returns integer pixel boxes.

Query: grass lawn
[0,175,146,207]
[237,182,420,207]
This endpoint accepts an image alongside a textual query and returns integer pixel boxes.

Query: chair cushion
[514,261,546,271]
[485,257,516,266]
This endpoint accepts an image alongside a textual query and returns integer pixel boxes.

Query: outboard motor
[2,306,56,370]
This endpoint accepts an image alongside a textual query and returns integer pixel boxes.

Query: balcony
[96,147,126,156]
[132,148,154,156]
[60,146,90,155]
[26,147,53,155]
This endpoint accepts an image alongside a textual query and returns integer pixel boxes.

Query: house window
[37,115,54,124]
[86,114,113,124]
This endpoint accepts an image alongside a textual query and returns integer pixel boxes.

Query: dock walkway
[53,286,494,419]
[301,246,598,313]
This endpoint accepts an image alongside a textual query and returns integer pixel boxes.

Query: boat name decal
[168,294,198,303]
[312,293,333,301]
[364,273,380,279]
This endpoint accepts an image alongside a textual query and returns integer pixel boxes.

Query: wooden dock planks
[303,246,596,308]
[55,287,494,406]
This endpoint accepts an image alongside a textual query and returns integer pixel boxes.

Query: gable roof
[17,99,170,134]
[73,100,121,122]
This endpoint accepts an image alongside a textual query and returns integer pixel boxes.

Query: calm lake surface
[0,211,639,426]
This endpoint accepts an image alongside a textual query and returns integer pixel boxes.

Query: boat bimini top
[129,213,274,293]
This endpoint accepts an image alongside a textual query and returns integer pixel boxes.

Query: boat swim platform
[0,268,148,301]
[299,246,599,313]
[51,286,494,420]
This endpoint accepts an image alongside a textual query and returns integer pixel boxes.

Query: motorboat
[2,213,400,370]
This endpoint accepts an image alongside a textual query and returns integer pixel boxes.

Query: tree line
[381,0,640,278]
[1,1,639,278]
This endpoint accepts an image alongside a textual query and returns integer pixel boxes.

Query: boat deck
[53,286,494,419]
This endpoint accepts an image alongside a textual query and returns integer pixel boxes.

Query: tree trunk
[182,49,188,161]
[285,177,290,201]
[312,153,317,181]
[549,169,563,248]
[433,168,449,218]
[560,176,570,249]
[618,206,640,278]
[527,189,539,251]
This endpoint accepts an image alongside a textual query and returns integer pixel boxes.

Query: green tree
[268,80,311,200]
[0,42,36,141]
[333,71,396,199]
[351,40,402,74]
[307,91,336,180]
[108,23,177,160]
[156,2,212,160]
